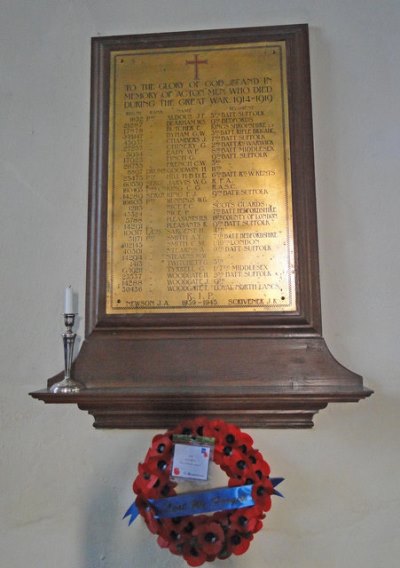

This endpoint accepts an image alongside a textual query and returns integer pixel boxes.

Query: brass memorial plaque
[106,41,296,313]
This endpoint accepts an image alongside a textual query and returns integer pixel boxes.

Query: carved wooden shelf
[30,25,372,428]
[30,388,372,429]
[30,336,372,429]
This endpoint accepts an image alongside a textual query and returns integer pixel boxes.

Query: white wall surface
[1,1,399,567]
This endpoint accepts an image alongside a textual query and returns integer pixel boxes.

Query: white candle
[64,286,74,313]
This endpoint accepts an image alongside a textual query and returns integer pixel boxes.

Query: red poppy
[212,510,231,530]
[145,434,173,460]
[158,519,192,555]
[158,516,185,533]
[169,416,207,437]
[217,447,245,472]
[132,464,159,496]
[225,529,252,556]
[133,463,176,500]
[223,453,255,481]
[143,454,173,478]
[251,479,274,511]
[229,508,264,534]
[157,524,189,555]
[180,539,209,566]
[202,418,225,437]
[213,422,242,450]
[193,520,225,556]
[247,449,271,479]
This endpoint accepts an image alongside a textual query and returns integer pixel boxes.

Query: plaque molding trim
[30,24,372,428]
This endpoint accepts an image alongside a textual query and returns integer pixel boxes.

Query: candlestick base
[50,377,84,394]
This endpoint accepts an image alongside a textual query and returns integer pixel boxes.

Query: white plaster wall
[1,1,399,567]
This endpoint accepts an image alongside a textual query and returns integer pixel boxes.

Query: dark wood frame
[88,24,319,335]
[31,24,372,428]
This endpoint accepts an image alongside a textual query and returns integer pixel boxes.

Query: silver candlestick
[50,313,84,393]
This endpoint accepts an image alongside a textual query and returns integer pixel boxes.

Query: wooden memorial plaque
[31,25,372,428]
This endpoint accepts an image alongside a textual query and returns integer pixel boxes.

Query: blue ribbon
[271,477,285,498]
[124,478,284,526]
[124,502,140,526]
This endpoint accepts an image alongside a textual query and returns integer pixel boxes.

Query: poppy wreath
[130,417,279,566]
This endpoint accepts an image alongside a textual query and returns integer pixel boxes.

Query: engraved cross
[186,54,208,80]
